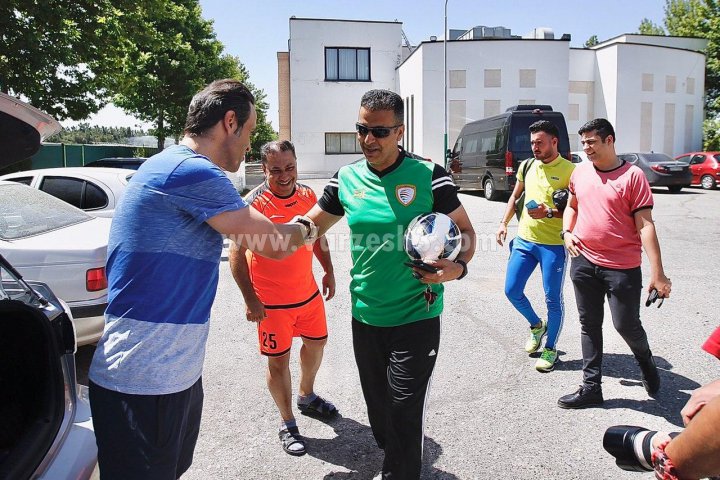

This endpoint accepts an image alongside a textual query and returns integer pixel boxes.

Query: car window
[40,176,84,208]
[84,182,108,210]
[618,154,638,164]
[0,183,91,240]
[6,177,33,185]
[676,155,691,164]
[714,154,720,164]
[690,154,705,165]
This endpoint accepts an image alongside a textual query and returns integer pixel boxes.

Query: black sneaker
[558,385,604,409]
[638,355,660,395]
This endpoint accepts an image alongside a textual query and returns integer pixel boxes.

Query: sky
[68,0,668,130]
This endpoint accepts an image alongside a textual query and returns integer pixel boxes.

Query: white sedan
[0,180,110,346]
[0,167,134,218]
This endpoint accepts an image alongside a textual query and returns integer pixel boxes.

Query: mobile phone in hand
[526,199,538,209]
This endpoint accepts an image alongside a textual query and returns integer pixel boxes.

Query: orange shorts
[257,291,327,357]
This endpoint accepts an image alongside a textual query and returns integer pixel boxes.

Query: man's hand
[496,223,508,246]
[527,203,548,219]
[322,271,336,300]
[564,232,581,257]
[412,258,464,284]
[244,295,266,323]
[290,215,319,243]
[681,379,720,426]
[648,273,672,299]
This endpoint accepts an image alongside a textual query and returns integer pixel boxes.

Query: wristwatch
[546,209,554,219]
[454,259,468,280]
[560,230,570,240]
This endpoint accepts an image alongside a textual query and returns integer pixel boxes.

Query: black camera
[603,425,680,472]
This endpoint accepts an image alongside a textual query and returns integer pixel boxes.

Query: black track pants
[352,317,440,480]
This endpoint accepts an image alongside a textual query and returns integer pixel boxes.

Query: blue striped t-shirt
[89,145,246,395]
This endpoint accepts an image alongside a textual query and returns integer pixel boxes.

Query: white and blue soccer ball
[404,212,462,262]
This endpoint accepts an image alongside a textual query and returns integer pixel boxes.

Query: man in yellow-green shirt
[496,120,575,372]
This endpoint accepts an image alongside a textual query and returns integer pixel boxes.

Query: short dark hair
[360,90,404,125]
[184,79,255,137]
[578,118,616,142]
[260,140,296,164]
[529,120,559,138]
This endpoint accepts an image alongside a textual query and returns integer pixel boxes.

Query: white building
[278,18,708,173]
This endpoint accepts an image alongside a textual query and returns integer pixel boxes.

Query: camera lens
[603,425,656,472]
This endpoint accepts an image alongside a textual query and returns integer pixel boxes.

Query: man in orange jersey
[228,140,337,457]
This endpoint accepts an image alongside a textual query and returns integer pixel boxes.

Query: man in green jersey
[306,89,476,480]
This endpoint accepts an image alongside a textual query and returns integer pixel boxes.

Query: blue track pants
[505,237,567,349]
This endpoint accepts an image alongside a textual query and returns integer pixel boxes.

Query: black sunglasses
[355,123,402,139]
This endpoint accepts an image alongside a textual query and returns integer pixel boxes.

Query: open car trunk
[0,297,69,478]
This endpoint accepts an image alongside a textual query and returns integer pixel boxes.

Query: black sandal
[279,426,306,456]
[297,395,339,418]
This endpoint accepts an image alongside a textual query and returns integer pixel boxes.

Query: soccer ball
[404,212,462,262]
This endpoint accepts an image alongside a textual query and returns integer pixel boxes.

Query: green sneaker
[524,320,547,353]
[536,348,558,372]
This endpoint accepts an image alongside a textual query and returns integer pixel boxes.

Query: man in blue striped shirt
[88,79,317,479]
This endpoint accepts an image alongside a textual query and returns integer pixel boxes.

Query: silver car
[0,254,97,478]
[0,92,98,477]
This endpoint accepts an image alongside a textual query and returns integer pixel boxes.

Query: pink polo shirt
[569,160,654,269]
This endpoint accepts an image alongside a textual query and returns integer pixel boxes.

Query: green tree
[704,119,720,150]
[111,0,272,150]
[638,18,666,35]
[663,0,720,115]
[584,35,599,47]
[0,0,146,120]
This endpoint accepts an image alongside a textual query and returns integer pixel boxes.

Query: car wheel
[701,175,716,190]
[483,177,500,201]
[667,185,683,193]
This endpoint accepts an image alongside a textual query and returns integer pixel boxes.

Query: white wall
[285,18,707,173]
[289,19,402,173]
[399,39,570,165]
[613,43,705,155]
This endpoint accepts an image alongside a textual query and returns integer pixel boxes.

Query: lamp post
[444,0,448,169]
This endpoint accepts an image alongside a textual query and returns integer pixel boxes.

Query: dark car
[675,151,720,190]
[448,105,570,200]
[84,157,146,170]
[617,152,692,193]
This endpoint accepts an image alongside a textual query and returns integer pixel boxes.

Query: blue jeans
[505,237,567,350]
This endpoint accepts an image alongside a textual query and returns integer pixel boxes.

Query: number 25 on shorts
[262,332,277,349]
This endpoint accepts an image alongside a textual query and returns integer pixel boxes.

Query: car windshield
[0,183,92,240]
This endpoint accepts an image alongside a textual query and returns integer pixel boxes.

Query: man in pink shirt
[558,118,672,409]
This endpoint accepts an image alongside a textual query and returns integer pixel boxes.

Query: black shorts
[89,377,204,480]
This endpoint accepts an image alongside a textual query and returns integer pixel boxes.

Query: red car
[675,151,720,190]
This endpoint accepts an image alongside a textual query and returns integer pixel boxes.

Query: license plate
[669,166,684,171]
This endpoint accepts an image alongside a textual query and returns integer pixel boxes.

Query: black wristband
[454,259,468,280]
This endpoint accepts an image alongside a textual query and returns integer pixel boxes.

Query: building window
[484,69,501,88]
[666,75,677,93]
[449,70,466,88]
[569,103,580,121]
[642,73,654,92]
[325,47,370,81]
[686,77,695,95]
[519,69,536,88]
[484,99,501,117]
[325,133,362,154]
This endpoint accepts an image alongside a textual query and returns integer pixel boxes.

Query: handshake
[290,215,319,244]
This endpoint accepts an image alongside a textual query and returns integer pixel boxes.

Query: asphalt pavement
[78,180,720,479]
